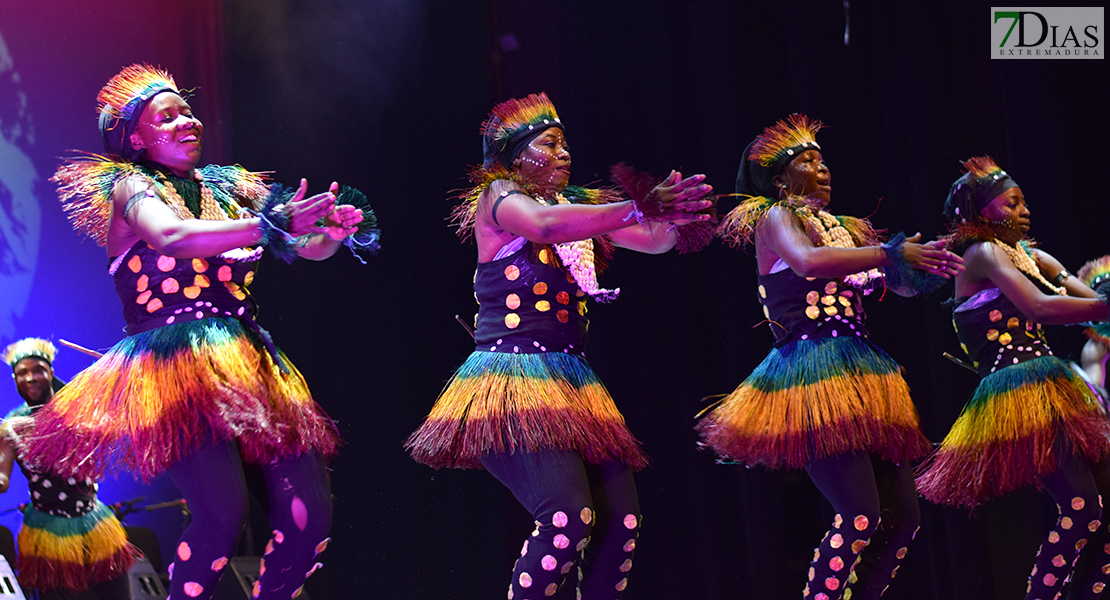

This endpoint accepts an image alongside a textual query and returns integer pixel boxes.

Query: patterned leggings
[803,452,920,600]
[1030,453,1110,600]
[166,441,332,600]
[481,450,640,600]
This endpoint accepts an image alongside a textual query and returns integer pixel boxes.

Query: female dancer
[916,157,1110,600]
[406,92,713,600]
[697,114,961,600]
[19,64,377,600]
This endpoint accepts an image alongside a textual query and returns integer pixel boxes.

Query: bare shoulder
[760,203,801,233]
[112,174,156,208]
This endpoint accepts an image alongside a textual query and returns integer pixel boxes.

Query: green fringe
[334,186,380,262]
[746,336,901,394]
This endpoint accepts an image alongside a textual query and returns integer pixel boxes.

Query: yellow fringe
[18,515,128,564]
[708,371,919,436]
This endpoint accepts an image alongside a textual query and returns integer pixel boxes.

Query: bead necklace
[149,169,233,222]
[795,201,883,288]
[542,192,619,301]
[992,239,1066,295]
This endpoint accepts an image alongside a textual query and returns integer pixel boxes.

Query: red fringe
[17,543,137,592]
[917,413,1110,509]
[409,408,649,471]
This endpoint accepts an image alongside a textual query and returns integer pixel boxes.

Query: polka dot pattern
[116,244,260,331]
[23,470,96,517]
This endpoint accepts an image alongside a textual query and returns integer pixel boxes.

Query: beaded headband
[1079,256,1110,292]
[97,64,183,162]
[943,156,1019,224]
[2,338,56,369]
[481,92,564,168]
[736,114,823,197]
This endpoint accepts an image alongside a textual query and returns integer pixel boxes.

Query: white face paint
[514,127,571,190]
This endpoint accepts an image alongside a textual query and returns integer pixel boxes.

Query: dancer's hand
[637,170,714,222]
[902,233,964,278]
[285,179,337,236]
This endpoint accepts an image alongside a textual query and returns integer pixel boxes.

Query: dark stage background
[2,1,1108,599]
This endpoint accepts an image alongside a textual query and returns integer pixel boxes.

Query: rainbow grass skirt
[22,317,339,481]
[406,351,648,470]
[17,502,135,591]
[697,336,931,470]
[916,356,1110,508]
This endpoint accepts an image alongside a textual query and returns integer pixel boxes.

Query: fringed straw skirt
[916,356,1110,509]
[696,336,931,470]
[16,502,136,592]
[21,317,339,481]
[406,350,648,470]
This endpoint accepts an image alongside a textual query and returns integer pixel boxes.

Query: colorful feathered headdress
[943,156,1018,225]
[97,64,182,162]
[481,92,563,168]
[1079,256,1110,294]
[736,114,823,197]
[3,338,56,369]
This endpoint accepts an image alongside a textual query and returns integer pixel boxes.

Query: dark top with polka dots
[474,242,589,355]
[953,287,1052,378]
[8,404,98,518]
[757,268,871,348]
[112,240,260,336]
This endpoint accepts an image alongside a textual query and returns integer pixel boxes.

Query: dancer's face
[12,357,52,406]
[775,149,831,206]
[514,128,571,191]
[129,92,204,177]
[980,186,1030,244]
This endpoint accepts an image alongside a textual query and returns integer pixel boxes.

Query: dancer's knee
[535,505,594,551]
[1063,494,1102,536]
[189,493,248,540]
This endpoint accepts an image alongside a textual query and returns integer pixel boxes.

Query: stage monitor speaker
[130,557,167,599]
[213,557,310,600]
[0,555,25,600]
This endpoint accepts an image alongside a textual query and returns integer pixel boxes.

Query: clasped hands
[283,179,364,241]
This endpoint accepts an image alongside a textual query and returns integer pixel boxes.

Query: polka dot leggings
[481,450,640,600]
[1027,452,1109,600]
[804,452,920,600]
[166,441,333,600]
